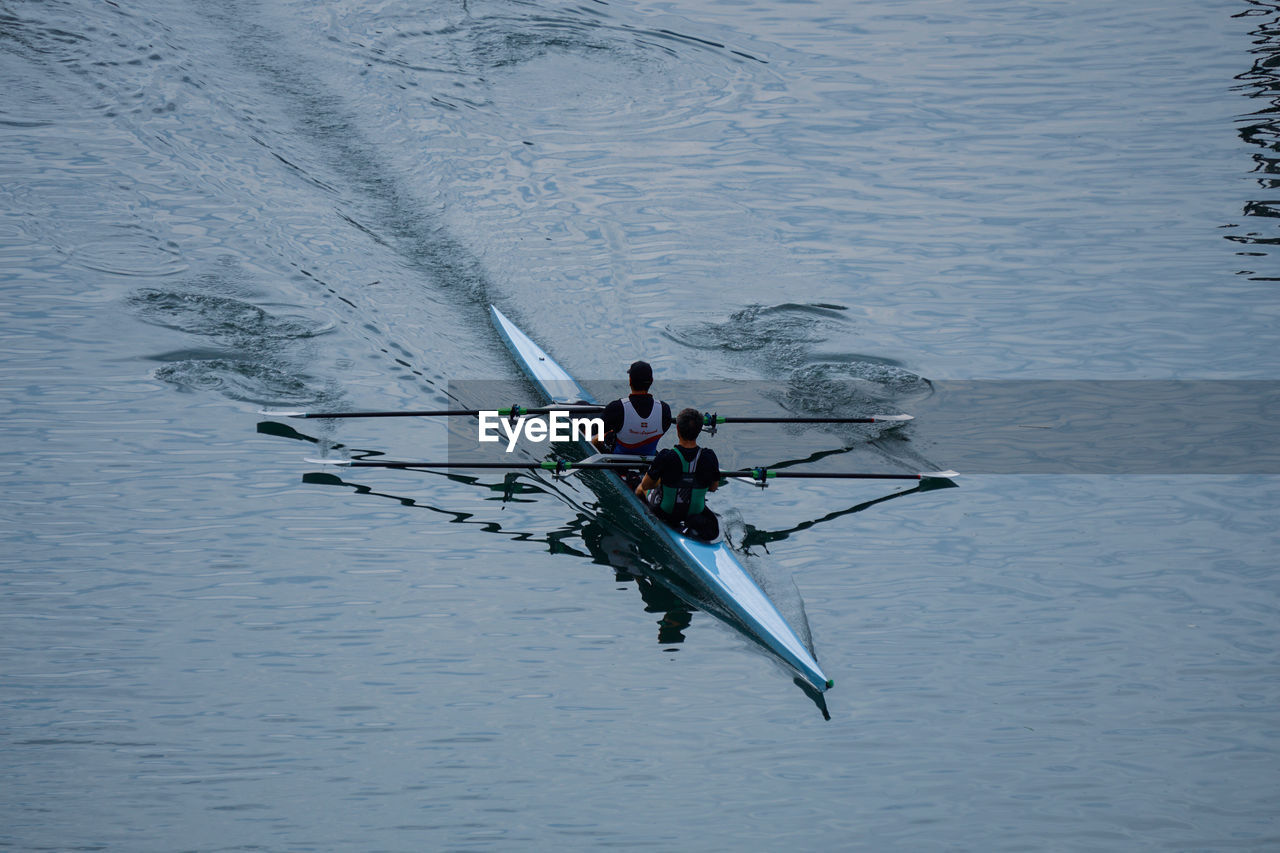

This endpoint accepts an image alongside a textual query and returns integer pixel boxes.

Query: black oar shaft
[267,408,906,423]
[711,415,911,424]
[316,460,645,471]
[264,405,605,419]
[309,460,954,481]
[727,417,875,424]
[723,470,931,481]
[297,409,479,419]
[339,460,537,468]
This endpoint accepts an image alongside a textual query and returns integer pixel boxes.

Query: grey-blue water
[3,0,1278,849]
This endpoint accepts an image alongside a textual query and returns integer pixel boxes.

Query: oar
[261,407,912,424]
[262,404,605,419]
[707,413,912,424]
[725,467,958,483]
[701,412,911,434]
[305,458,646,472]
[303,458,957,482]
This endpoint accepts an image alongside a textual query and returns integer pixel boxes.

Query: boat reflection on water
[261,419,954,718]
[294,464,702,646]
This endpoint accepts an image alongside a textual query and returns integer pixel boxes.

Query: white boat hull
[490,305,832,692]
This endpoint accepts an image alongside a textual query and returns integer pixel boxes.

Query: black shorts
[649,500,720,543]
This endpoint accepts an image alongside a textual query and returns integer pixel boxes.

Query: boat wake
[665,302,932,414]
[128,277,341,409]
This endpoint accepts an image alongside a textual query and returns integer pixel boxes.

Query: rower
[635,407,722,542]
[595,359,673,460]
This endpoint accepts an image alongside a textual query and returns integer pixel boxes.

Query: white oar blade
[874,414,914,422]
[260,410,307,418]
[304,458,351,466]
[921,470,959,479]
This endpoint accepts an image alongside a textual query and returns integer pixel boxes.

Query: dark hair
[676,407,702,441]
[627,360,653,391]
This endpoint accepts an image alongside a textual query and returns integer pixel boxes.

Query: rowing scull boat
[489,305,833,692]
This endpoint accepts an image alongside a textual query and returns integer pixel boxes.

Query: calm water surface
[2,0,1278,849]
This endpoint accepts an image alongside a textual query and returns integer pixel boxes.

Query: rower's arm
[596,400,623,451]
[636,472,658,498]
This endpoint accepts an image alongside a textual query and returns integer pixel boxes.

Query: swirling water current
[2,0,1278,850]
